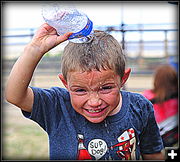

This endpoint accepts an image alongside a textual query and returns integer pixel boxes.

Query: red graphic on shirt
[77,134,92,160]
[111,128,136,160]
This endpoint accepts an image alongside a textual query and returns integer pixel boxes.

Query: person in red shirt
[143,64,178,147]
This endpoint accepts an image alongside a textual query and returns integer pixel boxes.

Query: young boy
[5,23,164,160]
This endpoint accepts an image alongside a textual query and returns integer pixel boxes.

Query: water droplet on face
[96,92,99,98]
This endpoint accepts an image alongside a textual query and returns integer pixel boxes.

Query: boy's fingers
[57,32,73,43]
[64,32,73,38]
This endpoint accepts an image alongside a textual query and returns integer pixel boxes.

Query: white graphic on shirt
[88,139,108,160]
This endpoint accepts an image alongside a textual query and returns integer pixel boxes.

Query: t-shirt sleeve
[139,100,164,154]
[21,86,66,134]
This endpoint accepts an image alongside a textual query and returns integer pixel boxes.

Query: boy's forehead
[67,69,119,85]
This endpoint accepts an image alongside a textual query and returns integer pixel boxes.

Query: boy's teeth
[87,109,102,113]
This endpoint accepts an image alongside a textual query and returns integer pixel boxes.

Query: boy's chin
[84,116,106,123]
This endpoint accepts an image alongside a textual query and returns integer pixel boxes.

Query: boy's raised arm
[5,23,72,112]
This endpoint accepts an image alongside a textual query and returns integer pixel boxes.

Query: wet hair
[61,30,126,81]
[153,64,178,103]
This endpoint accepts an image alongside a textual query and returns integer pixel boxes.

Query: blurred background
[2,1,178,160]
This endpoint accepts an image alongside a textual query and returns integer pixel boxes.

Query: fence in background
[2,23,178,92]
[3,24,178,56]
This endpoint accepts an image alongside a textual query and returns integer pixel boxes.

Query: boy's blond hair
[61,30,126,81]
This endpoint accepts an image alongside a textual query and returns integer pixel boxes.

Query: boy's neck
[108,93,122,116]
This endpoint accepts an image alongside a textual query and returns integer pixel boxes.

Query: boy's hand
[30,23,72,55]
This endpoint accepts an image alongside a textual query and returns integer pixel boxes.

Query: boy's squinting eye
[99,86,114,94]
[72,88,87,96]
[70,84,117,96]
[101,86,112,90]
[75,89,86,93]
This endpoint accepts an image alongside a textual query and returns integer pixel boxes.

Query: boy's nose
[87,92,102,107]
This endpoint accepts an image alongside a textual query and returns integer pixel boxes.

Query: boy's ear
[58,74,68,88]
[121,68,131,87]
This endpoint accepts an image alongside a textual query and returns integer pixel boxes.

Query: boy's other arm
[5,23,72,112]
[142,151,165,160]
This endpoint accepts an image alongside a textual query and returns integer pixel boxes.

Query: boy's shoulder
[121,90,150,102]
[121,90,153,112]
[50,86,69,94]
[31,86,70,100]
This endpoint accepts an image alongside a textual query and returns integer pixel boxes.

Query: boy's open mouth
[86,109,105,113]
[83,107,108,116]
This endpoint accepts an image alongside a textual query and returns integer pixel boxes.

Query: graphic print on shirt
[111,128,136,160]
[77,128,136,160]
[88,139,108,160]
[77,134,92,160]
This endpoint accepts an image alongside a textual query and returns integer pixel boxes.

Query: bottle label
[68,17,93,40]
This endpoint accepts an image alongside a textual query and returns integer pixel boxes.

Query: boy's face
[60,69,122,123]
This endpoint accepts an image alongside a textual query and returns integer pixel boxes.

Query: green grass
[2,107,49,160]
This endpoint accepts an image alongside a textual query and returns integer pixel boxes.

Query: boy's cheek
[101,90,120,102]
[70,95,86,110]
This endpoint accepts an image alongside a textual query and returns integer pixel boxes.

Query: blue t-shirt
[22,87,164,160]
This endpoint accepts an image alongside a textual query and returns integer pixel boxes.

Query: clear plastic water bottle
[41,3,94,43]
